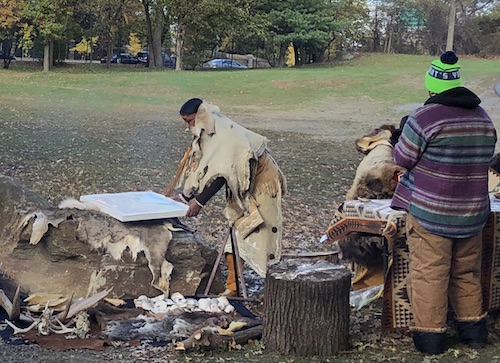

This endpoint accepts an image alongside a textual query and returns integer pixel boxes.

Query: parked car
[119,53,140,64]
[137,51,149,63]
[0,51,15,60]
[163,53,176,68]
[100,54,118,63]
[100,53,140,64]
[202,59,247,69]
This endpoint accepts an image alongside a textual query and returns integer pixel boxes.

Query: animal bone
[57,287,112,320]
[57,293,73,321]
[48,318,75,335]
[4,320,38,335]
[6,302,73,336]
[72,311,91,338]
[0,287,34,323]
[5,288,112,336]
[0,286,20,320]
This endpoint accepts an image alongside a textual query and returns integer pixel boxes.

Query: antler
[0,287,34,322]
[57,287,112,321]
[57,293,74,321]
[4,320,39,335]
[0,287,20,320]
[48,318,75,335]
[4,287,112,336]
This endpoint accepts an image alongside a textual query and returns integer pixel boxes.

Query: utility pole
[446,0,457,51]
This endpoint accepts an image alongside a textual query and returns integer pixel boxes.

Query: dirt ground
[0,87,500,362]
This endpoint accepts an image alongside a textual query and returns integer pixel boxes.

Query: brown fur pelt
[345,124,405,201]
[339,124,406,267]
[338,233,385,267]
[354,124,396,154]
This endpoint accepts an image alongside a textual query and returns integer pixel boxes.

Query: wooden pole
[263,259,351,356]
[446,0,457,51]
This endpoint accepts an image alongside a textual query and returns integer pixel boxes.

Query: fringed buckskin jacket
[178,101,287,276]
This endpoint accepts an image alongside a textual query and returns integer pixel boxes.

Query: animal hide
[345,125,405,201]
[177,101,287,277]
[340,125,405,267]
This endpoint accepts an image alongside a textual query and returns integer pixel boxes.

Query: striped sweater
[391,87,497,238]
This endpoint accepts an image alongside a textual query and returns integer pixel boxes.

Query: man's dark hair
[390,115,409,146]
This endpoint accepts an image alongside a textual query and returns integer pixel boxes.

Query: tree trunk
[263,259,351,356]
[2,36,17,69]
[43,42,50,72]
[151,21,163,68]
[277,43,287,67]
[106,40,113,68]
[446,0,457,51]
[49,40,54,67]
[175,28,184,71]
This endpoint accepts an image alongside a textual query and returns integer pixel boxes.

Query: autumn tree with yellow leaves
[0,0,25,69]
[70,36,99,61]
[128,33,142,55]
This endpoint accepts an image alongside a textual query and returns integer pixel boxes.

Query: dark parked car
[163,53,176,68]
[136,51,175,67]
[119,53,140,64]
[137,51,149,63]
[100,54,118,63]
[0,51,15,60]
[202,59,247,69]
[100,53,140,64]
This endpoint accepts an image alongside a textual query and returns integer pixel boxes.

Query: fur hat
[425,51,462,94]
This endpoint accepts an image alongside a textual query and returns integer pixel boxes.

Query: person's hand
[186,199,203,217]
[171,194,183,203]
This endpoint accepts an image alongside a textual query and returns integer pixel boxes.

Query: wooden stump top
[268,258,351,282]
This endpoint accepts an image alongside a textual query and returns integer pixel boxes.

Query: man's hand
[186,199,203,217]
[171,194,183,203]
[171,194,202,216]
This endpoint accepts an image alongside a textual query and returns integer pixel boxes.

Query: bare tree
[446,0,457,50]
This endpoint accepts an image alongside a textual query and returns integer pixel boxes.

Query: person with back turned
[391,51,497,354]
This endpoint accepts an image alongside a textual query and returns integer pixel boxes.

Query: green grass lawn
[1,52,500,363]
[1,53,498,120]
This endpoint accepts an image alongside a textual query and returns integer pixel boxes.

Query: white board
[80,191,188,222]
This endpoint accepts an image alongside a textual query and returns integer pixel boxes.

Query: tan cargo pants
[406,214,486,332]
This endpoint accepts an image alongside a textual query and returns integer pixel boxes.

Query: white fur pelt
[57,197,174,294]
[58,198,101,211]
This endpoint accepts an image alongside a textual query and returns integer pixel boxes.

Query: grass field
[1,53,498,119]
[1,52,500,363]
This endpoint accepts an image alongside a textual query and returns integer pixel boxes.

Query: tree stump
[263,259,351,356]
